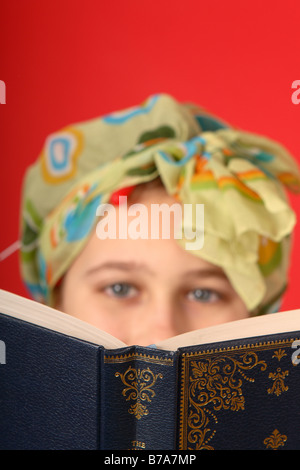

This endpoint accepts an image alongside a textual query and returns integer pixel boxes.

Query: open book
[0,288,299,450]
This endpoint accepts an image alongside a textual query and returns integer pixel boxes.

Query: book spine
[102,346,178,450]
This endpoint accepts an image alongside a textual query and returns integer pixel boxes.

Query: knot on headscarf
[20,94,300,312]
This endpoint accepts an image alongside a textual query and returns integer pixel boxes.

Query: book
[0,288,299,450]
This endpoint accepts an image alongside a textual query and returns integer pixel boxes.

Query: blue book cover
[0,289,299,450]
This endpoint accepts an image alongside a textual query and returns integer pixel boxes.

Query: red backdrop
[0,0,299,311]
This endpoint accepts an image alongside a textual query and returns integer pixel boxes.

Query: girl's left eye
[187,288,220,303]
[104,283,138,299]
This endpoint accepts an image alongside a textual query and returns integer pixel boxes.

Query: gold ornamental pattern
[115,366,163,420]
[267,348,289,397]
[267,368,289,396]
[263,429,287,449]
[179,338,297,450]
[180,351,267,449]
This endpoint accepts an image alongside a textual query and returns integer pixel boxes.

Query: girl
[20,94,300,345]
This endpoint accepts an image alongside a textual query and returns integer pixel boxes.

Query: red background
[0,0,299,311]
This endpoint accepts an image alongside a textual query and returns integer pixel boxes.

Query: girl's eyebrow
[85,262,227,280]
[183,268,228,280]
[85,261,155,276]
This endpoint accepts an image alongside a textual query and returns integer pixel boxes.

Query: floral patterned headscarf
[20,94,300,314]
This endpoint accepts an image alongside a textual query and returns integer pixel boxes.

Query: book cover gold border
[179,337,299,450]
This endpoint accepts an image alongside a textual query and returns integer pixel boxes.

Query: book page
[0,289,127,349]
[1,289,299,351]
[156,308,300,351]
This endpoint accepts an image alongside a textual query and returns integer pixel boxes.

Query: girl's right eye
[104,282,138,299]
[186,288,221,303]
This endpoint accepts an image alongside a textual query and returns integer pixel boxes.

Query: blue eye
[105,283,137,298]
[187,288,219,303]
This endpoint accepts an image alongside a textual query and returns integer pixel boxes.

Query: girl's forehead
[75,228,225,283]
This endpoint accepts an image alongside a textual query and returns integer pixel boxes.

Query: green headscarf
[20,94,300,313]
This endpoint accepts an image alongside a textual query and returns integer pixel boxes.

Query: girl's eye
[187,288,220,303]
[104,283,137,299]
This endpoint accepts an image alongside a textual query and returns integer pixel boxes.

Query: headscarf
[20,94,300,314]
